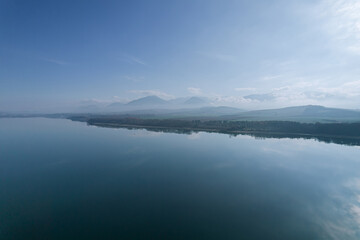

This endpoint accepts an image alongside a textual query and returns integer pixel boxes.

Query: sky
[1,0,360,112]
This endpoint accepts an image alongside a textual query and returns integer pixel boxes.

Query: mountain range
[73,96,360,123]
[103,96,210,111]
[221,105,360,122]
[3,95,360,123]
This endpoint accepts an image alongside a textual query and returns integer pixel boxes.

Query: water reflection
[1,118,360,239]
[94,125,360,147]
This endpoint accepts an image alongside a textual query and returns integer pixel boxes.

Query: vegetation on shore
[85,117,360,137]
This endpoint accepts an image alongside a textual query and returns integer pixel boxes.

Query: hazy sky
[2,0,360,111]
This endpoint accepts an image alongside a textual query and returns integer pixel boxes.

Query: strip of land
[66,116,360,146]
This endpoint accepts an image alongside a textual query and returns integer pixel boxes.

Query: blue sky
[1,0,360,112]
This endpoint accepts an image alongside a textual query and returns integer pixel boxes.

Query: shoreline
[87,122,360,146]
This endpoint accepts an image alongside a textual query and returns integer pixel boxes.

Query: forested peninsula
[67,116,360,146]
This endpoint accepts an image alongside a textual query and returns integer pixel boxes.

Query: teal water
[1,118,360,239]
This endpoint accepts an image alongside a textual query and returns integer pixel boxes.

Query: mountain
[225,105,360,122]
[73,101,360,123]
[155,106,243,118]
[167,97,188,105]
[184,97,207,105]
[244,93,276,101]
[108,102,124,108]
[126,96,168,106]
[179,106,242,116]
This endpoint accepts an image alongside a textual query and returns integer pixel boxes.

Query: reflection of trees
[86,118,360,146]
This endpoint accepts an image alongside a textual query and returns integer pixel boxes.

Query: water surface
[1,118,360,239]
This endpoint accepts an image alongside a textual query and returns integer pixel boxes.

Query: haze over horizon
[2,0,360,112]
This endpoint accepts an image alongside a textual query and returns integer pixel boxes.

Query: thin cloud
[319,80,360,98]
[122,75,144,82]
[262,75,282,81]
[213,95,253,105]
[234,87,257,92]
[187,87,203,95]
[318,0,360,54]
[81,96,130,105]
[112,96,130,103]
[198,52,237,62]
[121,54,147,66]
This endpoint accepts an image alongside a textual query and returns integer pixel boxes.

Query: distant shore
[75,117,360,146]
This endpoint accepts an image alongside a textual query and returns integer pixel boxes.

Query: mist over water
[1,118,360,239]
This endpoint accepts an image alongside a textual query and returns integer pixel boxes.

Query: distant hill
[184,97,207,105]
[244,93,275,101]
[225,105,360,122]
[167,97,188,105]
[152,106,243,119]
[177,106,242,117]
[126,96,168,106]
[108,102,124,108]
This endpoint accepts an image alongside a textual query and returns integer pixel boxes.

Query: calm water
[1,118,360,240]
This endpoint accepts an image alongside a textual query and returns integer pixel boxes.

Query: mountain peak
[127,95,168,106]
[184,97,207,105]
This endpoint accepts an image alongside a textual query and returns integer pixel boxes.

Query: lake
[1,118,360,239]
